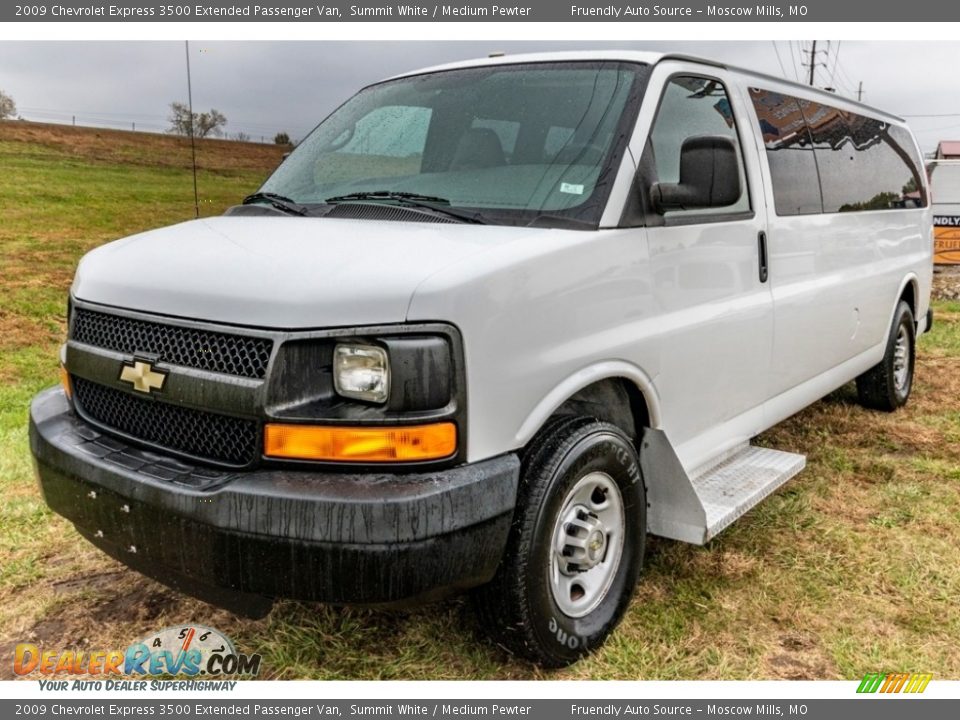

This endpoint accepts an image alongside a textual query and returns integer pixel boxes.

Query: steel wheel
[893,324,911,391]
[549,471,625,618]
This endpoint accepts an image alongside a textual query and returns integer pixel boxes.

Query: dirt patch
[0,618,68,680]
[0,310,57,352]
[51,570,126,595]
[933,266,960,301]
[91,590,171,624]
[764,634,836,679]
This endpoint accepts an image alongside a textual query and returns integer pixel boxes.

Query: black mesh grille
[72,308,273,379]
[72,377,259,467]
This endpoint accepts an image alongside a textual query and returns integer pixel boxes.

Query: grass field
[1,121,958,681]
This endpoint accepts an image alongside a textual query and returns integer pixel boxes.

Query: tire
[856,300,916,412]
[472,416,646,667]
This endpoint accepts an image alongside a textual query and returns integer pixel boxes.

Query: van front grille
[72,377,259,467]
[72,308,273,379]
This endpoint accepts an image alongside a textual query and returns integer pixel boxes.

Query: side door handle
[758,231,769,284]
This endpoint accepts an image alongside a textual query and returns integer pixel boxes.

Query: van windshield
[256,61,648,228]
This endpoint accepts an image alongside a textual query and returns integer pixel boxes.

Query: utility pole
[807,40,817,86]
[857,81,864,102]
[802,40,828,87]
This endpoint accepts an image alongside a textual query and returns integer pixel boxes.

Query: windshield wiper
[324,191,484,224]
[326,191,451,205]
[242,192,308,216]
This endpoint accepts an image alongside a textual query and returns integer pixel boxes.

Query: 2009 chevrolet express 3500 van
[30,51,933,666]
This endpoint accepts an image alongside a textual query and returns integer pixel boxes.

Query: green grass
[1,122,959,680]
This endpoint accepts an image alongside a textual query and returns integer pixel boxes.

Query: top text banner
[5,1,960,22]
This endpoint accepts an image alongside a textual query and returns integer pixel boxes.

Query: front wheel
[472,417,645,667]
[856,300,916,412]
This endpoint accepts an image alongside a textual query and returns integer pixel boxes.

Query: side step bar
[641,430,806,545]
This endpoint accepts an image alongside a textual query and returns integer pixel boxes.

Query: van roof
[389,50,904,125]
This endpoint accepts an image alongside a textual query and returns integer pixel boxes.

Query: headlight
[333,343,390,403]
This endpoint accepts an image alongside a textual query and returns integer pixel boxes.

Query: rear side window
[749,89,823,215]
[750,87,927,215]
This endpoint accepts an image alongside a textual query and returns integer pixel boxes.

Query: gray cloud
[0,41,957,151]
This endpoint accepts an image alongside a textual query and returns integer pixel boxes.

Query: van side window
[748,88,823,215]
[750,88,928,215]
[801,100,927,212]
[646,76,751,219]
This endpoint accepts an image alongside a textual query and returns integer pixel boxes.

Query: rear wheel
[856,300,915,411]
[473,417,645,667]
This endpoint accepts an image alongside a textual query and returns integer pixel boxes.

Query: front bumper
[29,387,519,616]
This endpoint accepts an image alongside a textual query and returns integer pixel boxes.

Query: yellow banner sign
[934,216,960,264]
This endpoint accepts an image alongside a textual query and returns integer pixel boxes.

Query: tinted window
[802,100,926,212]
[647,77,750,218]
[749,88,822,215]
[750,87,927,215]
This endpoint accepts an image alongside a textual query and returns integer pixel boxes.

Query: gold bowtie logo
[119,359,167,394]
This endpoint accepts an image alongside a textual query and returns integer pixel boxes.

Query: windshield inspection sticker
[560,183,584,195]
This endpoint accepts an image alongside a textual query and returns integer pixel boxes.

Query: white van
[30,51,933,666]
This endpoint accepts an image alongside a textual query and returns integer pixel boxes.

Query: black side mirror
[650,135,741,213]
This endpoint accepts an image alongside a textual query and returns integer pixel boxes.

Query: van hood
[72,216,533,328]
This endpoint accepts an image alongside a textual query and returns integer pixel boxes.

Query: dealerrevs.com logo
[13,625,261,682]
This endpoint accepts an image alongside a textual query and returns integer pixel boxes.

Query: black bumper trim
[30,388,519,609]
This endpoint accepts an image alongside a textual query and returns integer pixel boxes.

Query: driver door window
[646,76,751,219]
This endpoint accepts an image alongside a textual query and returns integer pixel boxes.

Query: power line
[788,40,800,82]
[902,113,960,118]
[911,122,960,134]
[771,41,788,79]
[19,105,168,120]
[828,40,842,87]
[834,62,859,98]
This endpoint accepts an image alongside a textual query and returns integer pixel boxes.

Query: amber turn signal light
[264,422,457,462]
[59,365,73,400]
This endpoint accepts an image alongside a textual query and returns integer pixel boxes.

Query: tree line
[0,91,291,145]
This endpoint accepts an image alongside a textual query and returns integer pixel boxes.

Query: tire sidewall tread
[473,416,645,667]
[856,301,915,412]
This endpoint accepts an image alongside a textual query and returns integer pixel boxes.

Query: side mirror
[650,135,741,213]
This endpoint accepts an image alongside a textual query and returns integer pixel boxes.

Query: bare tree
[235,131,251,142]
[167,101,227,138]
[0,90,16,120]
[274,131,291,145]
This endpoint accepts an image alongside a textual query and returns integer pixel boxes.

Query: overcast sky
[0,41,957,151]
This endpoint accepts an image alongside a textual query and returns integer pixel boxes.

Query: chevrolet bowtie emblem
[119,358,167,394]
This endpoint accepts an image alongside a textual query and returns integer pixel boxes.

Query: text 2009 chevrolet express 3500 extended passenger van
[30,51,933,666]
